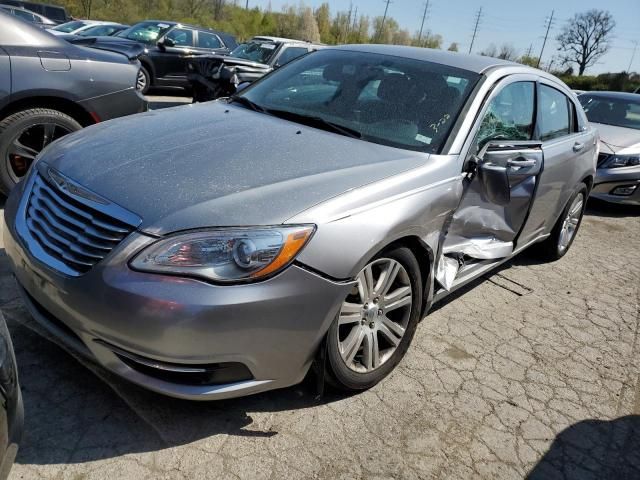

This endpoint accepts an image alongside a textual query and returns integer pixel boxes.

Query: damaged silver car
[3,46,597,400]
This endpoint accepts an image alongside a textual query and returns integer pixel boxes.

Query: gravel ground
[1,192,639,480]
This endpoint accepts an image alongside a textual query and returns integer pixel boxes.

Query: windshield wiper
[265,109,362,139]
[229,95,266,113]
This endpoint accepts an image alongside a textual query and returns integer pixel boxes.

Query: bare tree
[447,42,459,52]
[298,6,320,42]
[79,0,93,18]
[498,43,518,61]
[556,9,615,75]
[479,43,498,58]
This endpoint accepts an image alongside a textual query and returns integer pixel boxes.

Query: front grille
[25,174,135,274]
[597,153,611,167]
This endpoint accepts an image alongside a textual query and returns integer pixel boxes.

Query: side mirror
[235,81,251,93]
[158,37,175,48]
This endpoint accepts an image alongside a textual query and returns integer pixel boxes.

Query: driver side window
[475,81,535,150]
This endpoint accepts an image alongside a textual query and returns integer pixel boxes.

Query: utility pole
[418,0,430,44]
[379,0,392,42]
[245,0,249,8]
[468,6,482,54]
[628,40,639,72]
[525,43,533,57]
[537,10,554,68]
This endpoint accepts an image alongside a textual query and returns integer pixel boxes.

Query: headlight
[130,225,315,283]
[602,154,640,168]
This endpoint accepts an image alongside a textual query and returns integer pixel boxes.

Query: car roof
[578,91,640,101]
[330,44,523,74]
[251,36,311,44]
[0,3,46,16]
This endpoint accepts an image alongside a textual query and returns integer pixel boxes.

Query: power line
[468,6,483,54]
[537,9,554,68]
[418,0,430,43]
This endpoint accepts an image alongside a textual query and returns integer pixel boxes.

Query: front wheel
[325,247,422,391]
[136,66,151,95]
[533,185,587,261]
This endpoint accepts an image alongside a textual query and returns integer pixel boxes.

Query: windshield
[239,49,479,153]
[231,41,279,64]
[579,95,640,131]
[52,20,88,32]
[116,21,173,44]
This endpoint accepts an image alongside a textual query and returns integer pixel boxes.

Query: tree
[519,54,540,67]
[447,42,459,52]
[298,7,320,42]
[79,0,92,17]
[479,44,498,58]
[497,43,518,61]
[556,9,616,76]
[315,3,333,43]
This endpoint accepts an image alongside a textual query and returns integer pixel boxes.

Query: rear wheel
[533,185,587,261]
[326,247,422,391]
[0,108,82,195]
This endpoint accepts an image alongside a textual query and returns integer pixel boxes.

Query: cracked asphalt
[0,195,639,480]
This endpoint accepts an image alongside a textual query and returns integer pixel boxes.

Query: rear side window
[165,28,193,47]
[44,6,67,21]
[475,81,535,149]
[276,47,309,66]
[539,85,571,141]
[197,31,222,49]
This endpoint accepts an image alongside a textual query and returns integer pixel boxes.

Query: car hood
[592,122,640,154]
[41,101,427,235]
[65,35,145,61]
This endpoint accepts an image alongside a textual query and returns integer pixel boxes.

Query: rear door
[517,82,594,245]
[443,76,541,261]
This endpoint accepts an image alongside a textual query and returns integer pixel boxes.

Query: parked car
[3,45,596,400]
[0,12,148,195]
[47,20,124,36]
[578,91,640,205]
[75,22,129,37]
[113,20,238,94]
[0,0,68,24]
[0,312,23,480]
[0,4,56,27]
[189,36,322,102]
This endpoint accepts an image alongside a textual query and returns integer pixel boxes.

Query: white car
[47,20,121,36]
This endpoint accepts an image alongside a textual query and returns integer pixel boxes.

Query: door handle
[573,142,584,152]
[507,158,536,168]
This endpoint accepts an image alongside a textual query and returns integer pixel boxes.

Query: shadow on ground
[527,416,640,479]
[585,198,640,218]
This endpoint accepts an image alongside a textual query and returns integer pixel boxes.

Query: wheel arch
[139,58,155,85]
[0,96,95,127]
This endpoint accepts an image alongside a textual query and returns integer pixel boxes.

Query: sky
[249,0,640,74]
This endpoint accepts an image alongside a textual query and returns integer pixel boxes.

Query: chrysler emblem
[47,168,109,205]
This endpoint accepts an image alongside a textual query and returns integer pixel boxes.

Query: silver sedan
[3,45,597,400]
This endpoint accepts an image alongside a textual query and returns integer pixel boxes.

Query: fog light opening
[611,184,638,196]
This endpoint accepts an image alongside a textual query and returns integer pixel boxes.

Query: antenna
[468,6,482,54]
[537,10,555,68]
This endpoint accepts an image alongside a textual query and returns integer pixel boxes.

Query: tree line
[31,1,638,89]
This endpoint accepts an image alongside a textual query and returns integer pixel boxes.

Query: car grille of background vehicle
[25,174,135,274]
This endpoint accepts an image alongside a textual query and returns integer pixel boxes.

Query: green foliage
[559,72,640,93]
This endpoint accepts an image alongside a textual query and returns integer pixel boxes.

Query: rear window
[539,85,571,141]
[44,6,67,22]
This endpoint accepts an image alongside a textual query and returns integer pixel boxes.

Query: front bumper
[591,166,640,205]
[3,185,352,400]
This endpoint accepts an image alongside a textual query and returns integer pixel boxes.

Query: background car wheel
[136,66,151,95]
[326,247,423,391]
[533,185,587,261]
[0,109,82,196]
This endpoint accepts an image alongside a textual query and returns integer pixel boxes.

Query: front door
[442,79,542,270]
[153,27,195,80]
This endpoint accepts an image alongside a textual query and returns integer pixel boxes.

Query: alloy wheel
[337,258,413,373]
[136,69,148,92]
[6,123,72,184]
[558,193,584,253]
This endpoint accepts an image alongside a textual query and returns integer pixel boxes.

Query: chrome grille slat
[25,173,136,274]
[33,178,130,235]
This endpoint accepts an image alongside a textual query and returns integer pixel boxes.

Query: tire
[137,66,151,95]
[0,108,82,196]
[326,246,423,391]
[532,184,587,261]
